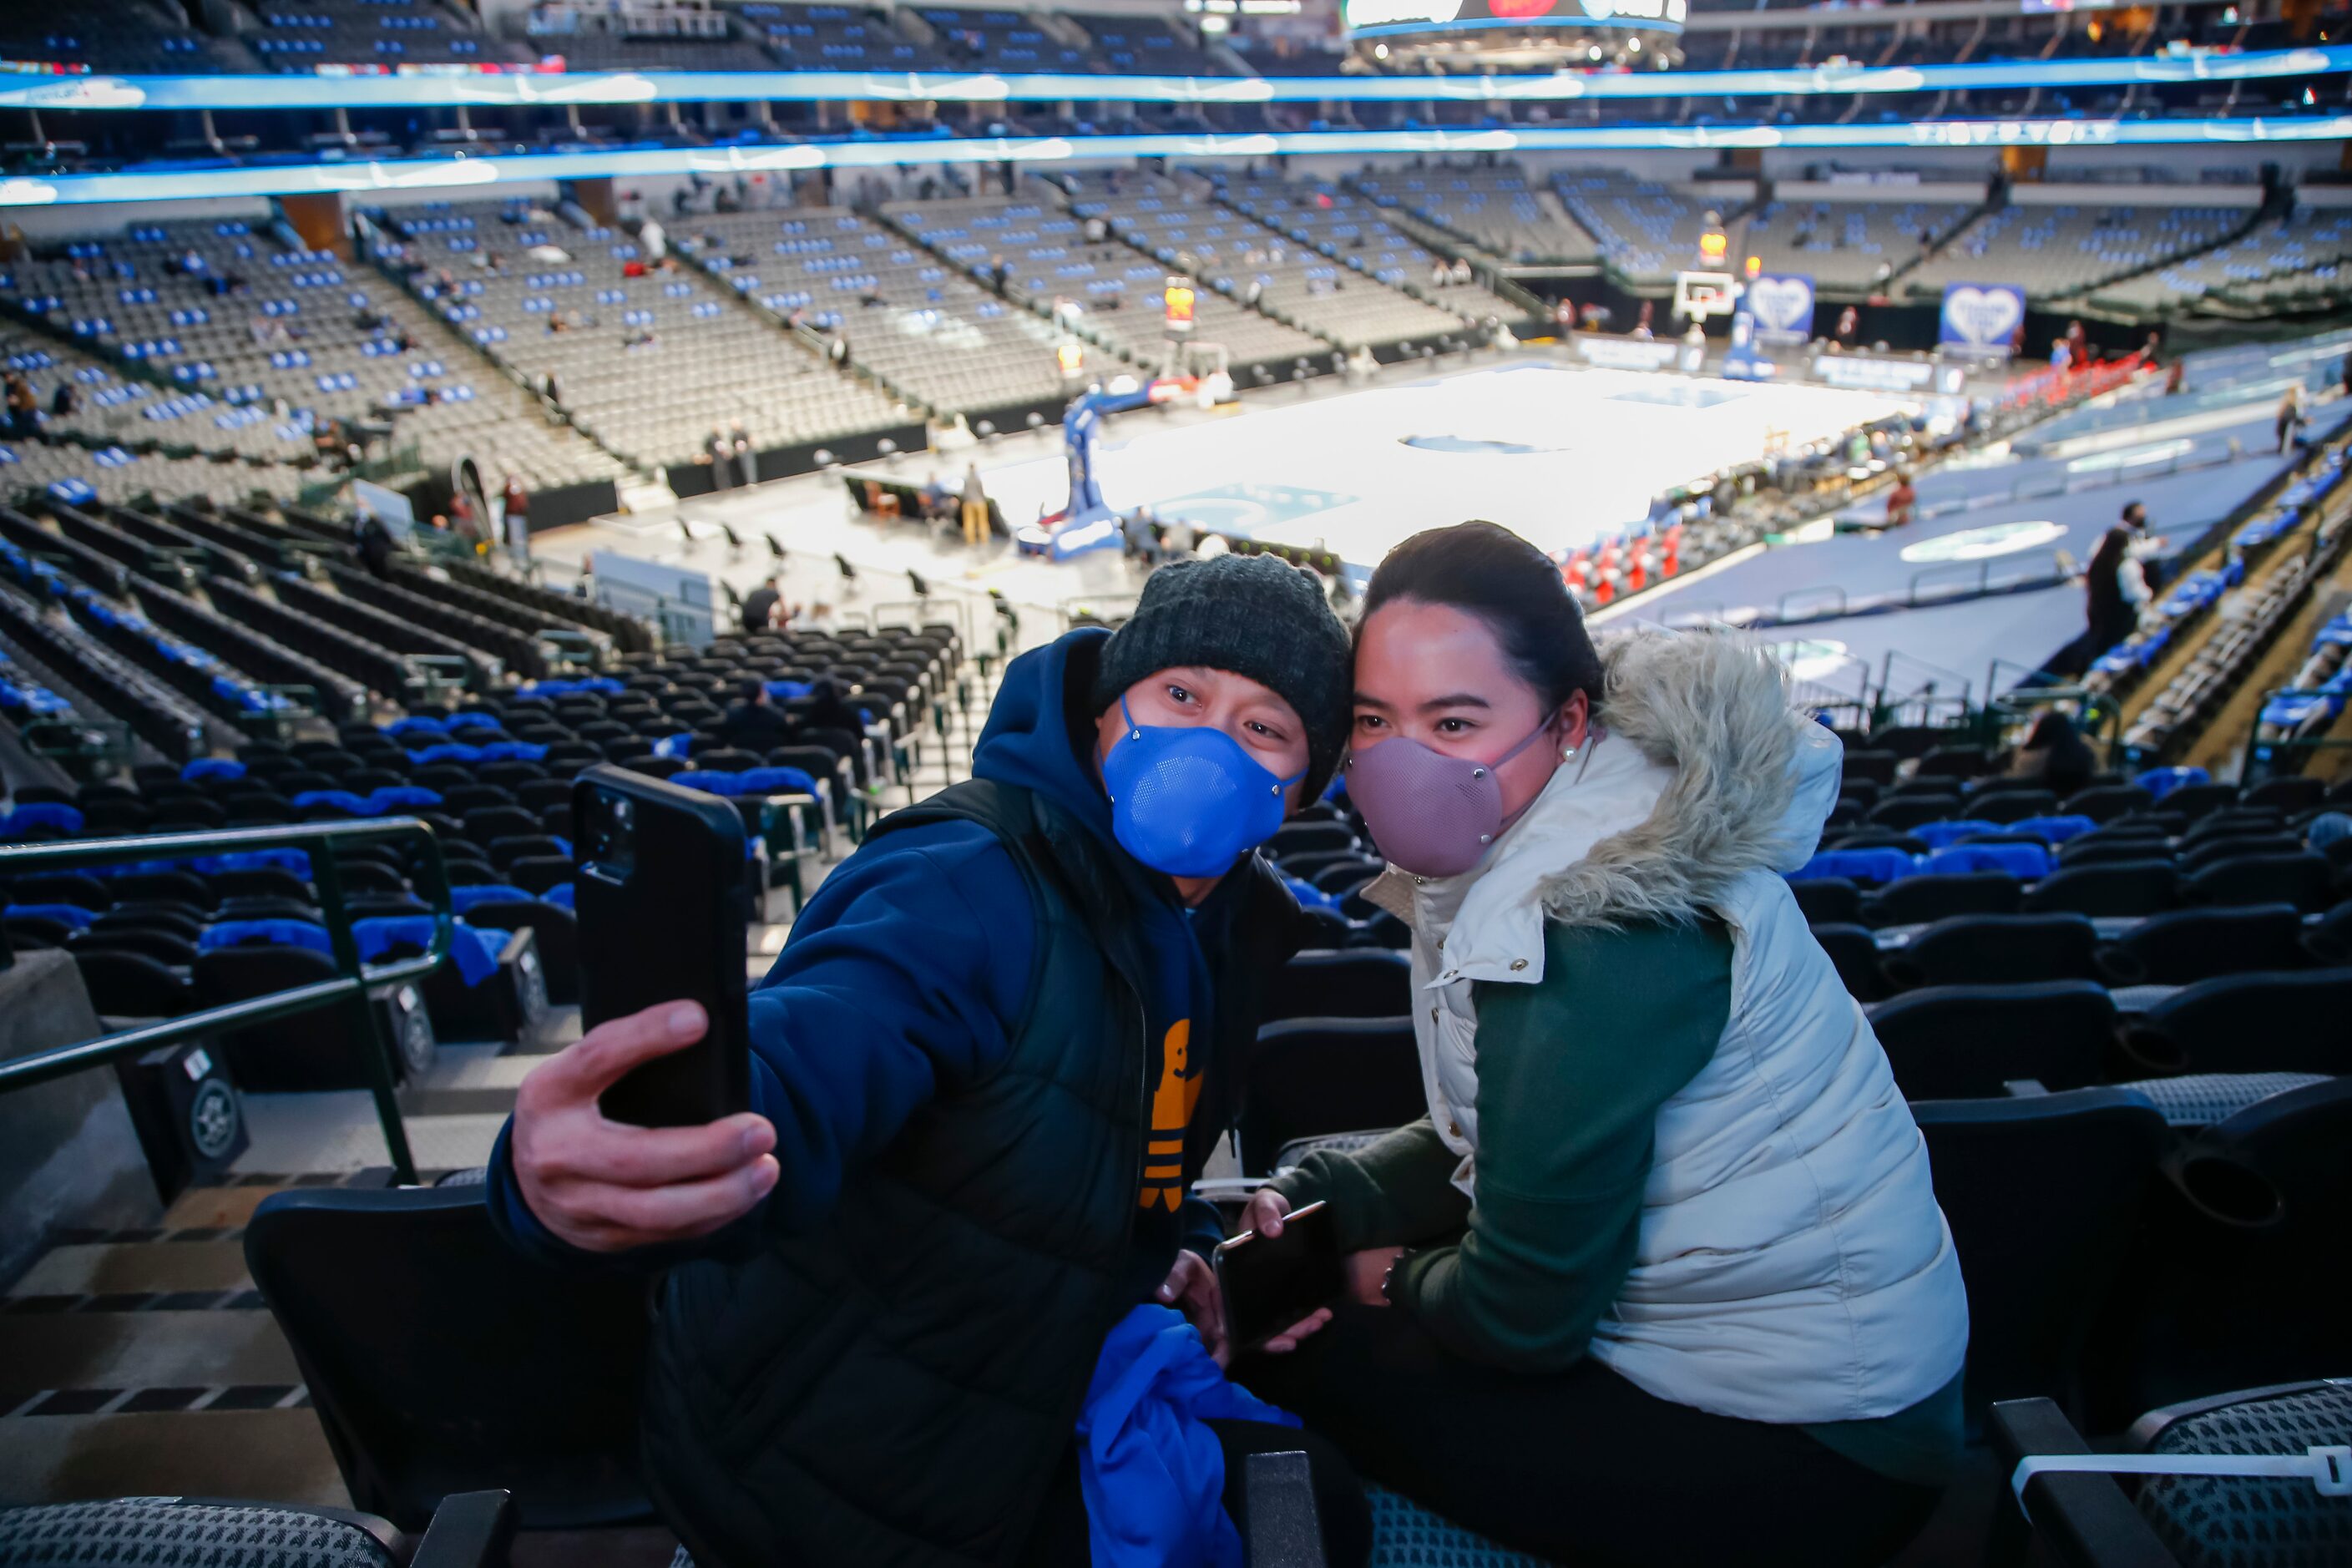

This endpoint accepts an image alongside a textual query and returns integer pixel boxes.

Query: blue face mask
[1101,695,1304,880]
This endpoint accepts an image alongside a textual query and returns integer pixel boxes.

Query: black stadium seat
[1810,923,1890,1003]
[1788,878,1864,925]
[2092,903,2309,986]
[2088,1079,2352,1424]
[2117,969,2352,1078]
[244,1186,654,1532]
[70,948,195,1017]
[1867,981,2115,1100]
[1242,1017,1425,1175]
[1263,949,1412,1022]
[1879,913,2101,989]
[2062,784,2156,822]
[1862,873,2022,927]
[1912,1090,2167,1420]
[2021,860,2181,918]
[2180,850,2336,913]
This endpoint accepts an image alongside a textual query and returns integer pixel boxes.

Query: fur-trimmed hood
[1364,625,1841,988]
[1538,625,1843,928]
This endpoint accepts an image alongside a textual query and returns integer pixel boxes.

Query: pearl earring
[1560,744,1577,761]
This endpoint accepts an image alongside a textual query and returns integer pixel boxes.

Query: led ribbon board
[8,115,2352,206]
[1342,0,1687,40]
[3,44,2349,109]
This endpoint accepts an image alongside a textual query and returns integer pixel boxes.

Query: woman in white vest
[1237,521,1968,1567]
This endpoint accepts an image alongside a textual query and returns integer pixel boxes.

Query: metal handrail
[0,817,454,1185]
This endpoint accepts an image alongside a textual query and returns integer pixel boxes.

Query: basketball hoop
[1674,271,1737,324]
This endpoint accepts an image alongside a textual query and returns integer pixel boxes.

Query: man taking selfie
[489,554,1368,1567]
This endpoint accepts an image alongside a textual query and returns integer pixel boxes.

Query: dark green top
[1272,916,1962,1487]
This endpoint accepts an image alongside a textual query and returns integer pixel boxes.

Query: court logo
[1899,520,2066,564]
[1939,284,2026,352]
[1768,639,1855,684]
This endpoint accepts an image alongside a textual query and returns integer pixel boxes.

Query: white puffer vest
[1364,629,1969,1426]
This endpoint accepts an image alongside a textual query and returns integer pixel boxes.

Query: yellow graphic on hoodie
[1141,1019,1201,1211]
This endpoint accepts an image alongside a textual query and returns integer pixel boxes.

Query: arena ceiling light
[1,43,2347,110]
[8,113,2352,207]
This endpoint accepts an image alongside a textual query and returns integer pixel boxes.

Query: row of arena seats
[372,198,909,467]
[1060,169,1487,354]
[3,215,626,493]
[685,205,1074,419]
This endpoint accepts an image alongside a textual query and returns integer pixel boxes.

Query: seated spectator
[716,677,793,756]
[1237,524,1966,1568]
[2004,709,2095,800]
[802,676,866,738]
[493,557,1368,1566]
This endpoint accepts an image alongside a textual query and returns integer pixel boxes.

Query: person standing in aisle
[960,462,992,548]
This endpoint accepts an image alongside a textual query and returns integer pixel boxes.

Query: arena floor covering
[968,361,1909,570]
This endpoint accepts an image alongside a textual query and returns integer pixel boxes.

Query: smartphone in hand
[574,765,751,1127]
[1214,1199,1343,1353]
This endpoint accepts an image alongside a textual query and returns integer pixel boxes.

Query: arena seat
[461,898,579,1006]
[1912,1090,2167,1422]
[1863,872,2024,927]
[2117,969,2352,1077]
[1263,950,1411,1023]
[2179,850,2336,913]
[2021,861,2183,918]
[69,948,195,1018]
[1241,1018,1425,1175]
[0,1493,516,1568]
[244,1186,653,1532]
[1879,912,2102,989]
[2086,1079,2352,1424]
[1789,878,1864,925]
[1810,923,1891,1002]
[1867,981,2114,1100]
[2092,903,2309,986]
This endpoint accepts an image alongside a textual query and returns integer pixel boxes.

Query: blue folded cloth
[449,883,531,913]
[365,786,444,814]
[292,789,371,817]
[1281,875,1339,909]
[199,918,333,956]
[1,802,83,837]
[1925,843,2051,879]
[542,882,575,909]
[195,848,311,879]
[1912,820,1998,851]
[1793,847,1916,886]
[5,902,97,929]
[180,757,246,781]
[1076,1306,1300,1568]
[354,915,500,986]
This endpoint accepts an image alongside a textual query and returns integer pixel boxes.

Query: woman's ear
[1554,690,1592,755]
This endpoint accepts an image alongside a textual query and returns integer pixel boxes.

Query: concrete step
[7,1237,255,1304]
[0,1408,342,1510]
[0,1308,300,1413]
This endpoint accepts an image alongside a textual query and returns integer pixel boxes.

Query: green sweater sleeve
[1268,1119,1470,1253]
[1391,918,1733,1372]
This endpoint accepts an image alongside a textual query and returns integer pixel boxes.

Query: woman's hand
[1234,1188,1337,1354]
[1158,1251,1228,1367]
[1345,1247,1405,1308]
[513,1001,780,1253]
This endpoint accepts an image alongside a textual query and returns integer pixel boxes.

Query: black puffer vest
[640,778,1299,1568]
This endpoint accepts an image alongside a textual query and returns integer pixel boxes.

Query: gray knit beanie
[1091,553,1353,801]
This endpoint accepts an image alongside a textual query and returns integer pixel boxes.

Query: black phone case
[573,764,752,1128]
[1215,1201,1343,1352]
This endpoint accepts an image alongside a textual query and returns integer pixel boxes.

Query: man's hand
[1232,1187,1335,1356]
[1158,1250,1229,1368]
[512,1001,779,1253]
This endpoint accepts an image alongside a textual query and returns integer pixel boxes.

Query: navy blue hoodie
[489,626,1235,1277]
